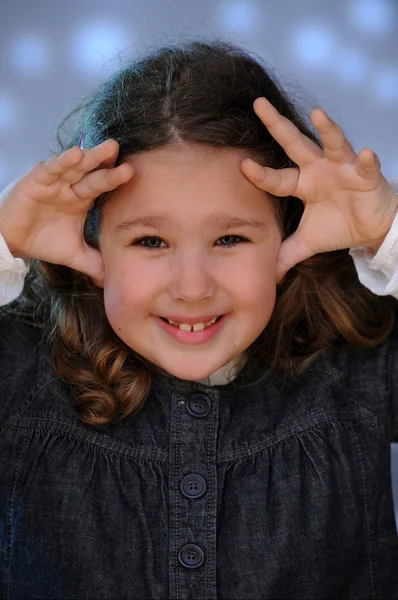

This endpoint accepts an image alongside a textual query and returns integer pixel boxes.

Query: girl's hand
[0,140,134,283]
[240,97,398,283]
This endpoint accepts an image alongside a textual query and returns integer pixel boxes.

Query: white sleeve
[0,231,30,306]
[349,180,398,299]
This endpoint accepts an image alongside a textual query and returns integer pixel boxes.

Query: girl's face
[98,144,282,381]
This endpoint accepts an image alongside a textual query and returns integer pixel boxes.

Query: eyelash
[131,235,249,250]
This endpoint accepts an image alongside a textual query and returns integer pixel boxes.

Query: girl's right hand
[0,139,134,283]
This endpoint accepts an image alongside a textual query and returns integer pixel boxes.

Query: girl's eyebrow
[115,213,267,233]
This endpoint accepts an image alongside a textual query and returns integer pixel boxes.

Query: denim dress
[0,310,398,600]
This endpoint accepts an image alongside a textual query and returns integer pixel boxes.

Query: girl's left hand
[240,97,398,283]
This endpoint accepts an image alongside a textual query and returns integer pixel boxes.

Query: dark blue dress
[1,313,397,599]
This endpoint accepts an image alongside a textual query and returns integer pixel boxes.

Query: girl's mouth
[159,315,223,330]
[154,314,229,344]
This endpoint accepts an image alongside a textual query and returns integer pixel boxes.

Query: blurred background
[0,0,397,520]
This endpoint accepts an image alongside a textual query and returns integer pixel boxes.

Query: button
[185,393,211,418]
[178,544,205,569]
[180,474,207,499]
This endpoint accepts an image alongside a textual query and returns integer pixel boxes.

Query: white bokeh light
[374,67,398,104]
[335,48,368,84]
[291,23,336,69]
[9,33,51,75]
[217,1,261,35]
[348,0,394,35]
[0,94,17,133]
[70,20,131,75]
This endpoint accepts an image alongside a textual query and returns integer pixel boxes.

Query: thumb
[276,235,314,283]
[69,245,105,286]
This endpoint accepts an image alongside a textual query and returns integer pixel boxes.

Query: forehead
[127,142,252,168]
[124,143,255,185]
[102,143,275,225]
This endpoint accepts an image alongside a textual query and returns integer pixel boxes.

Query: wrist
[365,238,386,257]
[0,227,27,260]
[365,192,398,256]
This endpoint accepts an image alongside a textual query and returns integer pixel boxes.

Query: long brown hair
[3,38,396,427]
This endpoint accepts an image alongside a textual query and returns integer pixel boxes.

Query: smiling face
[97,143,282,381]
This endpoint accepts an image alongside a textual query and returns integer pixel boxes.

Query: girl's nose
[169,253,216,302]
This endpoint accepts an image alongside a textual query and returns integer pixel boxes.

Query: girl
[0,39,398,599]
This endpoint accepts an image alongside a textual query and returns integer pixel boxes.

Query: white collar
[193,352,247,386]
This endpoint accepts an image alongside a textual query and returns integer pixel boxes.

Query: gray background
[0,0,397,522]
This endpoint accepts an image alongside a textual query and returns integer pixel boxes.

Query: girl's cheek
[104,269,158,319]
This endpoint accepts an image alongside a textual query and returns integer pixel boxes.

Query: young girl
[1,39,398,600]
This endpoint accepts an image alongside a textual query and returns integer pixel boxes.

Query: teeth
[167,316,219,331]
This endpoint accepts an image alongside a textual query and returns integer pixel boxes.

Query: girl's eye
[217,235,248,248]
[132,236,166,250]
[131,235,249,250]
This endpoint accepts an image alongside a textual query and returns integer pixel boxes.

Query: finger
[310,108,357,164]
[32,140,120,187]
[59,139,120,184]
[355,148,383,181]
[98,152,119,169]
[275,234,314,283]
[32,146,84,185]
[241,158,299,197]
[85,139,120,170]
[71,162,134,199]
[253,97,323,167]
